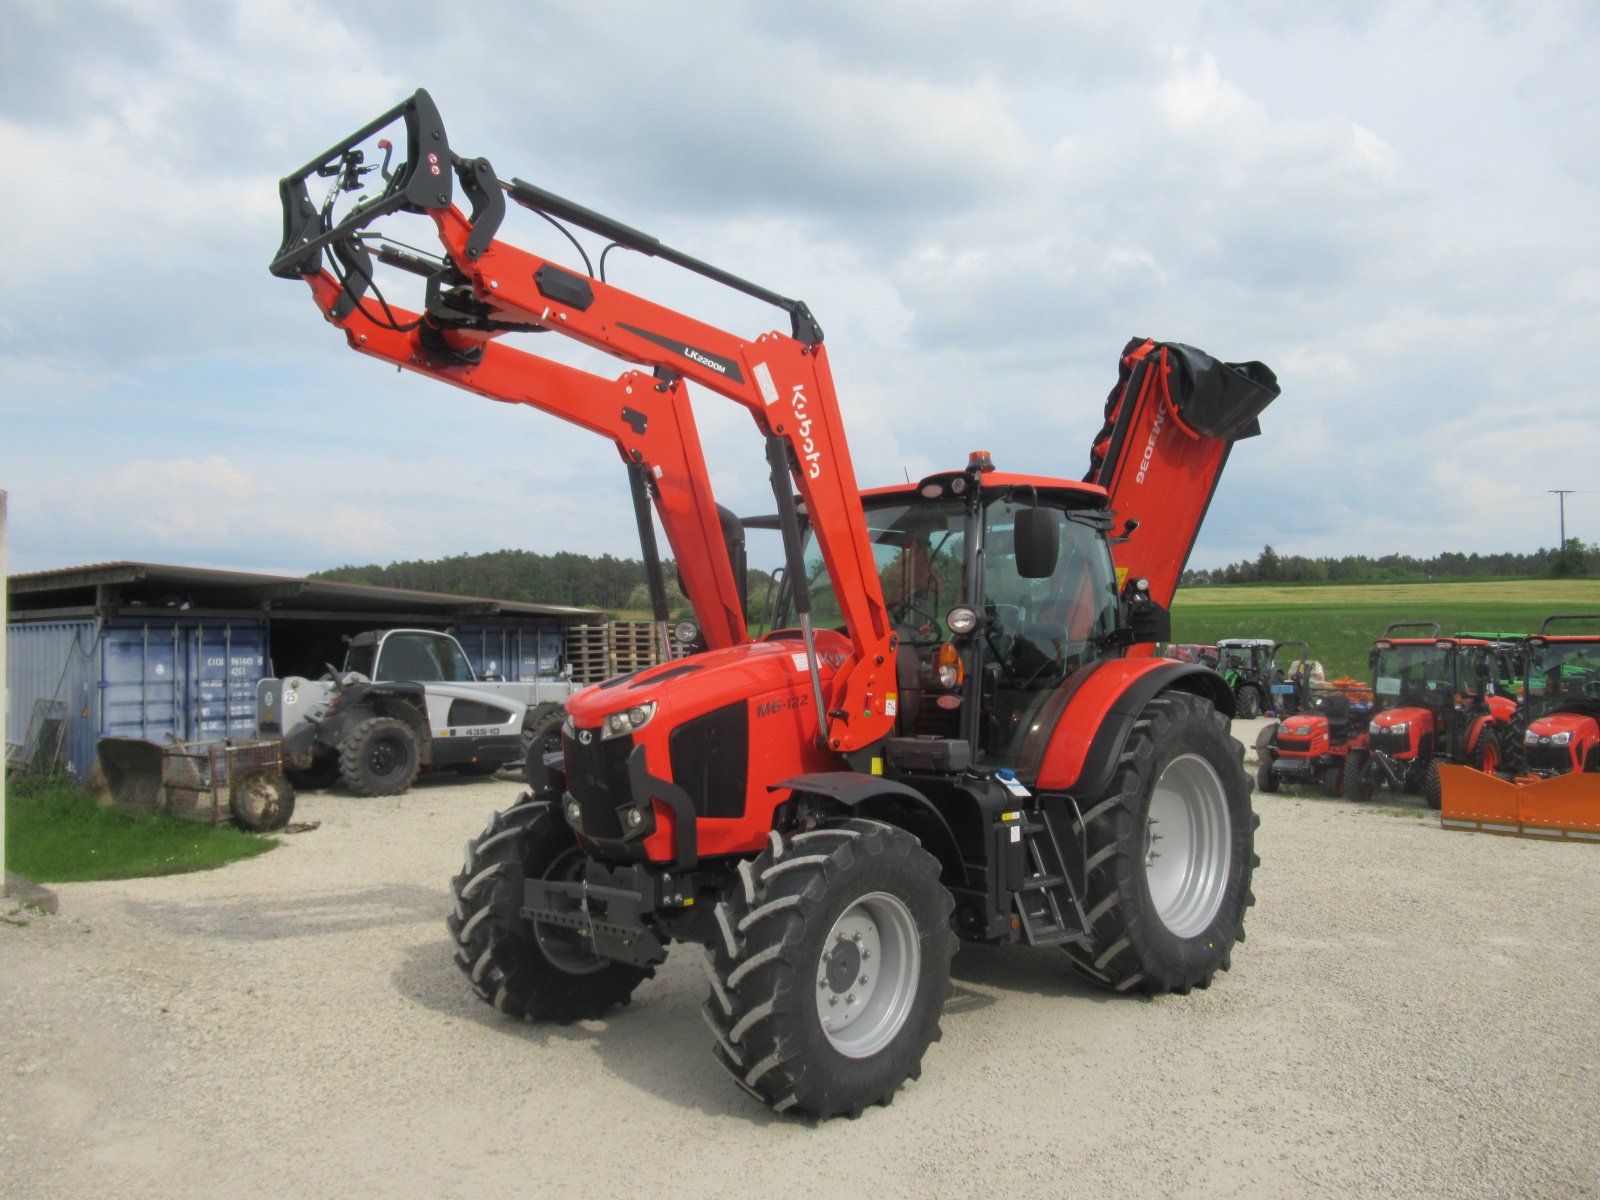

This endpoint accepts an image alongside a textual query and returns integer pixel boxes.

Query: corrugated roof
[7,561,600,621]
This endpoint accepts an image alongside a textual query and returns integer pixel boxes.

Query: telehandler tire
[521,706,567,793]
[448,796,652,1021]
[338,716,420,796]
[703,818,955,1118]
[1062,692,1256,996]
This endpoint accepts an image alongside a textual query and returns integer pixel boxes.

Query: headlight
[946,605,979,635]
[601,701,657,740]
[1525,729,1539,745]
[673,619,700,646]
[563,714,575,738]
[1550,730,1572,745]
[1385,721,1410,735]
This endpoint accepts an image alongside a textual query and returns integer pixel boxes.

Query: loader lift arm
[271,89,895,752]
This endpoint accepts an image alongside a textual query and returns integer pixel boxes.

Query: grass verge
[5,774,279,883]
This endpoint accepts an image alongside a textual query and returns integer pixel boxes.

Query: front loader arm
[276,89,895,751]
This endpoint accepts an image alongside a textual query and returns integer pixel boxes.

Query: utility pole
[1550,489,1573,551]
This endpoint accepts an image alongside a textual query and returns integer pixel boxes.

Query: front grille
[565,731,633,839]
[1526,742,1574,773]
[1275,736,1313,755]
[670,702,747,820]
[1369,730,1412,756]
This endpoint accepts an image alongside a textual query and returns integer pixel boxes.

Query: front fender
[772,771,967,886]
[1022,658,1235,795]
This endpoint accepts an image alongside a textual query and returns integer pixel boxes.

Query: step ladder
[1011,806,1091,948]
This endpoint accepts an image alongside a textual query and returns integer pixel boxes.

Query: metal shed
[5,562,601,782]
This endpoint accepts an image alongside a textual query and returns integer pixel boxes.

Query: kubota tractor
[1255,641,1369,797]
[1519,614,1600,775]
[272,90,1279,1118]
[1345,623,1520,808]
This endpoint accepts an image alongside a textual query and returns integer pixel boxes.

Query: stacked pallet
[565,623,611,685]
[607,621,663,677]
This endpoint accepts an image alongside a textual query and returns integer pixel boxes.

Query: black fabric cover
[1161,341,1280,441]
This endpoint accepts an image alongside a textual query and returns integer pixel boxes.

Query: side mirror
[1014,508,1061,578]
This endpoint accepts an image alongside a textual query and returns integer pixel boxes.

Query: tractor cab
[773,461,1135,773]
[1520,615,1600,775]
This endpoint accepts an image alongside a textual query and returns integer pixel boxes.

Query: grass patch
[5,774,279,883]
[1171,578,1600,679]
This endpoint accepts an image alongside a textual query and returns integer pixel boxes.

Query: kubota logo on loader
[1135,406,1166,484]
[791,384,822,478]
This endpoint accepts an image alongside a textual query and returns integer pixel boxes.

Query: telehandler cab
[272,90,1279,1117]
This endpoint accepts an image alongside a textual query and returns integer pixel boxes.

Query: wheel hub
[1143,753,1232,940]
[815,892,919,1058]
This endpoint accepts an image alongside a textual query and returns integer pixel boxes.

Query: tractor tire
[338,716,420,796]
[1320,765,1343,797]
[448,796,653,1021]
[1062,692,1257,996]
[703,818,955,1118]
[286,753,341,791]
[521,706,567,793]
[1422,759,1443,810]
[1468,724,1503,776]
[1255,757,1279,794]
[1343,750,1374,802]
[1401,760,1427,795]
[1235,685,1261,720]
[229,770,295,832]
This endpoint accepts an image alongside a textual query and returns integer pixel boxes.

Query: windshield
[367,632,477,683]
[1374,644,1453,702]
[1529,642,1600,708]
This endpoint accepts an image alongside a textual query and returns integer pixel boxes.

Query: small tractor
[256,628,572,795]
[272,90,1279,1117]
[1255,640,1369,796]
[1344,623,1519,808]
[1215,638,1280,718]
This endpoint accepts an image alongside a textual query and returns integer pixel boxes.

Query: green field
[1170,579,1600,680]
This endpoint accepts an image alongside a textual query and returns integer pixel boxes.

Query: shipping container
[452,622,572,683]
[5,616,270,782]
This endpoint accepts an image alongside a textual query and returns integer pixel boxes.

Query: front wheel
[1422,758,1442,810]
[448,796,653,1020]
[1468,724,1502,776]
[1343,750,1374,802]
[703,818,955,1118]
[1063,692,1257,995]
[338,716,420,796]
[1320,765,1343,797]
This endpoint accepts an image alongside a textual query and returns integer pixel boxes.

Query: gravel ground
[3,722,1598,1199]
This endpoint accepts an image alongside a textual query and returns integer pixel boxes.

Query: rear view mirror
[1014,508,1060,578]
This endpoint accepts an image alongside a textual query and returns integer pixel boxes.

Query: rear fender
[1024,659,1234,794]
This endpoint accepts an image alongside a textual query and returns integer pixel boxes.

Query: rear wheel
[1062,693,1257,995]
[1343,750,1374,802]
[1468,724,1502,776]
[703,818,955,1118]
[1235,685,1261,720]
[338,716,420,796]
[448,796,653,1020]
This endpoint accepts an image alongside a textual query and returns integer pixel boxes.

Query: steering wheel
[1582,677,1600,701]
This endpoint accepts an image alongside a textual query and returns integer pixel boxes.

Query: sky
[2,0,1598,580]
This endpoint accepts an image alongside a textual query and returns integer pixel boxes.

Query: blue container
[6,617,270,782]
[453,622,567,682]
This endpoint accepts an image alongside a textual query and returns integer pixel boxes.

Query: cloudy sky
[2,0,1597,580]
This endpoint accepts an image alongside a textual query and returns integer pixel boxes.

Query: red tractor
[272,91,1279,1118]
[1519,614,1600,775]
[1255,641,1369,796]
[1344,623,1520,808]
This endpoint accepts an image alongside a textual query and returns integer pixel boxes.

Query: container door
[100,623,186,743]
[188,623,269,741]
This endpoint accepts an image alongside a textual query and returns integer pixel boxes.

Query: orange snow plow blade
[1438,764,1600,842]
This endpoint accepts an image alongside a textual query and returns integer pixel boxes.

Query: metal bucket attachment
[1438,764,1600,842]
[96,737,292,829]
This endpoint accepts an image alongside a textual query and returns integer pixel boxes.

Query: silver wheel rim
[815,891,920,1058]
[1144,753,1232,939]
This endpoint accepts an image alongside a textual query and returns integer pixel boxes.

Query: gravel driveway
[4,731,1598,1199]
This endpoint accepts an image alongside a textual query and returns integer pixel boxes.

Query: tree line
[1181,539,1595,586]
[313,549,778,618]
